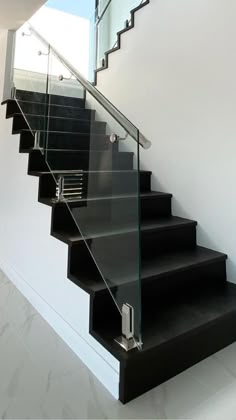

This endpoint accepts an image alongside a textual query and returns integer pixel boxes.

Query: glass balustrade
[5,22,151,350]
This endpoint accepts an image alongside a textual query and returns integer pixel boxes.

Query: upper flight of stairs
[94,0,150,83]
[2,89,236,404]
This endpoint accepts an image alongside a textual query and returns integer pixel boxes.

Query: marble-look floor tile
[0,281,36,332]
[0,330,47,418]
[183,380,236,420]
[1,271,236,419]
[0,269,9,289]
[133,369,212,420]
[214,342,236,378]
[187,354,235,394]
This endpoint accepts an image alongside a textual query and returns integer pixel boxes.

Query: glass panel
[10,23,143,349]
[12,24,49,150]
[14,25,49,95]
[96,0,144,68]
[45,48,142,346]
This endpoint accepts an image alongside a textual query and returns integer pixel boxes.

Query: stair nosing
[7,98,90,111]
[12,113,103,124]
[52,218,197,246]
[38,191,169,207]
[70,248,227,298]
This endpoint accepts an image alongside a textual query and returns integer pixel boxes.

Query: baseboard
[0,257,120,399]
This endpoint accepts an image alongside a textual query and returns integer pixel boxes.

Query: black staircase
[2,88,236,403]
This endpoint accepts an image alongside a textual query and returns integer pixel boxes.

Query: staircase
[2,88,236,404]
[95,0,150,83]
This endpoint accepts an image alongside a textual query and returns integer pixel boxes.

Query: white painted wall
[0,29,119,399]
[96,0,236,283]
[0,0,46,30]
[29,6,90,78]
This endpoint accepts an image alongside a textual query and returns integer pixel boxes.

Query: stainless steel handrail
[28,24,151,149]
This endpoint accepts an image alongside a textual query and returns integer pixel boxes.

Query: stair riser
[141,225,196,256]
[38,172,151,203]
[142,259,227,300]
[28,150,133,172]
[69,242,226,296]
[75,172,151,196]
[15,90,85,107]
[55,225,196,253]
[142,197,171,219]
[120,310,236,403]
[51,201,196,251]
[6,100,95,120]
[50,199,172,235]
[12,114,106,135]
[19,130,118,153]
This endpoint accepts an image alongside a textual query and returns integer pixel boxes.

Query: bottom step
[92,282,236,403]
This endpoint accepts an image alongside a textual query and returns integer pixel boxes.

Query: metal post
[56,176,65,201]
[34,132,41,150]
[115,304,137,351]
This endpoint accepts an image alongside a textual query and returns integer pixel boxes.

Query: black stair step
[6,99,95,120]
[42,191,172,221]
[49,192,172,243]
[51,216,196,251]
[33,170,152,195]
[19,130,118,152]
[28,149,133,172]
[15,90,85,108]
[12,113,106,134]
[92,282,236,403]
[68,246,227,295]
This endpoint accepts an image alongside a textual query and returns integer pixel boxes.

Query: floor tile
[1,271,236,419]
[0,269,9,289]
[214,342,236,378]
[184,380,236,420]
[187,354,235,393]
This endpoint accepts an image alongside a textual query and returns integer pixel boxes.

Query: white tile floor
[1,269,236,419]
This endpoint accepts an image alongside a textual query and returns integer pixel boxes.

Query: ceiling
[0,0,47,29]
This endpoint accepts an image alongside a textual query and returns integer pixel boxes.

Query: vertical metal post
[56,176,65,202]
[115,304,137,351]
[34,132,41,150]
[3,30,16,101]
[94,13,99,73]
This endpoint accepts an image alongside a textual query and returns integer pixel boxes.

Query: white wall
[0,0,46,30]
[29,6,90,78]
[96,0,236,282]
[0,29,119,399]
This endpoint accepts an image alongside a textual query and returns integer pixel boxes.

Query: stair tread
[40,190,172,207]
[6,99,90,112]
[15,89,85,103]
[139,246,226,282]
[30,169,152,175]
[13,113,103,124]
[142,283,236,349]
[31,149,133,155]
[53,216,196,244]
[70,246,227,293]
[95,282,236,359]
[20,129,109,138]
